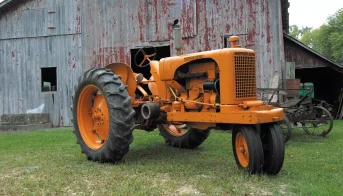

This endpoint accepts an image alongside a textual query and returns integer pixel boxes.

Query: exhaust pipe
[172,19,182,56]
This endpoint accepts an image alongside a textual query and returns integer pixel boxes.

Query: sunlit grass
[0,121,342,195]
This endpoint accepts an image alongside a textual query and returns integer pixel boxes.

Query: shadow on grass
[286,128,331,144]
[124,142,206,164]
[286,120,339,144]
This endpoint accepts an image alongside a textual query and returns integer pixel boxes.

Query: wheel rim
[163,124,188,137]
[280,122,289,140]
[279,116,291,142]
[235,132,249,167]
[302,106,333,136]
[77,85,110,150]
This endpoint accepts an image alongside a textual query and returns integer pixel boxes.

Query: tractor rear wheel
[72,68,135,163]
[232,125,264,174]
[261,123,285,175]
[158,124,210,149]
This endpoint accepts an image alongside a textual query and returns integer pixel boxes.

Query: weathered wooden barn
[0,0,289,126]
[284,33,343,118]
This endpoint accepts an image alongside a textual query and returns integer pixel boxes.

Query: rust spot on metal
[47,11,56,14]
[48,27,56,30]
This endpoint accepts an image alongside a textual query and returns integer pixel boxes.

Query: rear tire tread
[72,68,135,163]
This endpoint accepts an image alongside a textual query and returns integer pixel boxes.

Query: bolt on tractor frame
[72,28,286,175]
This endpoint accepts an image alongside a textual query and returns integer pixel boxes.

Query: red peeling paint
[71,0,285,89]
[181,0,195,37]
[154,0,159,40]
[226,24,231,32]
[138,1,145,42]
[167,1,176,6]
[202,1,210,50]
[266,1,271,43]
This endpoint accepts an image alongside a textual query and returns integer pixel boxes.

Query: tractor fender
[105,63,137,101]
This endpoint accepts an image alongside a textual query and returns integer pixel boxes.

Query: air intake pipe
[229,36,240,48]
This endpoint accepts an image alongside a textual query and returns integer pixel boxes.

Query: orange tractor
[72,27,285,175]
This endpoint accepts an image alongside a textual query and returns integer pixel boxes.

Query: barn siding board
[285,38,333,69]
[0,0,81,39]
[0,35,82,126]
[0,0,82,126]
[0,0,285,127]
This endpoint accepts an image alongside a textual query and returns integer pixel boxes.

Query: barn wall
[0,0,82,126]
[0,0,81,39]
[82,0,285,88]
[0,0,285,127]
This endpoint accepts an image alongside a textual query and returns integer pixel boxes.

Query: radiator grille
[234,55,256,99]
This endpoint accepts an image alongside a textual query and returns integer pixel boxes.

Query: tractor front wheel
[72,68,135,163]
[158,124,210,149]
[261,123,285,175]
[232,125,264,174]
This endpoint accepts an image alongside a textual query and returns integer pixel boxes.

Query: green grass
[1,121,343,195]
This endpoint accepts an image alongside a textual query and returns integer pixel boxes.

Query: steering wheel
[134,46,157,68]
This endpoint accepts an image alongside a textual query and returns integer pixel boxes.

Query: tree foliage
[289,25,312,40]
[289,8,343,65]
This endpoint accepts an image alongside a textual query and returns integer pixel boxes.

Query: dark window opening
[41,67,57,92]
[130,45,170,97]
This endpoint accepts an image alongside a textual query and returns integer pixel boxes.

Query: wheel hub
[77,85,110,150]
[235,132,249,168]
[92,108,105,126]
[163,124,188,137]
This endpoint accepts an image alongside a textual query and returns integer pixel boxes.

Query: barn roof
[284,33,343,72]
